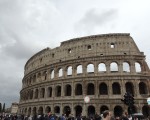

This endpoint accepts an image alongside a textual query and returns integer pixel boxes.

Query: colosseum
[18,33,150,117]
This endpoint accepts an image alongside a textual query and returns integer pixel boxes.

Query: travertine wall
[18,33,150,117]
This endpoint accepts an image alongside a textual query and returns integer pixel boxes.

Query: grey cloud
[2,31,35,60]
[0,73,21,107]
[74,8,118,34]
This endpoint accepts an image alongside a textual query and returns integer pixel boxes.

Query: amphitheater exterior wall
[19,33,150,117]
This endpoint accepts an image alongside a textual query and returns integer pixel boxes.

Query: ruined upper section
[24,33,144,75]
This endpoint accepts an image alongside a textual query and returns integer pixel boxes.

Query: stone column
[83,64,87,76]
[118,62,123,73]
[45,86,48,99]
[72,66,76,77]
[94,63,98,75]
[130,61,135,74]
[61,82,64,97]
[95,80,98,98]
[52,85,55,98]
[72,81,74,97]
[63,67,67,78]
[106,64,110,74]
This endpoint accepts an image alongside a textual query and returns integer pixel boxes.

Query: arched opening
[128,106,137,115]
[75,105,82,117]
[75,84,82,95]
[135,62,141,72]
[33,75,36,83]
[87,64,94,73]
[30,90,33,99]
[139,82,148,94]
[32,107,37,116]
[65,84,72,96]
[99,83,108,95]
[35,89,38,99]
[67,66,72,76]
[100,106,109,114]
[42,71,47,80]
[28,107,31,116]
[38,107,43,115]
[98,63,106,72]
[77,65,83,74]
[58,68,63,77]
[64,106,71,117]
[123,62,130,72]
[45,106,51,113]
[125,82,134,95]
[87,83,94,95]
[114,106,123,117]
[112,82,121,94]
[50,70,54,79]
[40,88,45,98]
[24,108,27,115]
[55,86,61,97]
[110,62,118,72]
[88,106,95,118]
[142,105,150,117]
[54,106,60,114]
[48,87,52,97]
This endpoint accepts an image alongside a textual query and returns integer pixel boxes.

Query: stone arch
[74,105,82,117]
[76,64,83,74]
[28,107,31,115]
[37,72,41,81]
[55,85,61,97]
[40,88,45,98]
[99,82,108,95]
[125,82,134,95]
[139,82,148,94]
[75,83,82,95]
[29,90,33,99]
[54,106,60,114]
[112,82,121,94]
[67,66,72,76]
[87,83,94,95]
[24,108,27,115]
[65,84,72,96]
[33,74,36,83]
[42,71,47,80]
[58,68,63,77]
[114,106,123,117]
[63,106,71,117]
[128,105,137,115]
[142,105,150,117]
[110,62,118,72]
[38,106,43,115]
[32,107,37,116]
[87,63,94,73]
[45,106,51,113]
[135,62,141,72]
[123,62,130,72]
[35,89,38,99]
[98,63,106,72]
[50,69,54,79]
[88,105,95,118]
[100,105,109,114]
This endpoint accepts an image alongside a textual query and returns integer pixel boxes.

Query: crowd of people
[0,110,149,120]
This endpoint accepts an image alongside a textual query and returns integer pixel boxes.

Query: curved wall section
[19,33,150,117]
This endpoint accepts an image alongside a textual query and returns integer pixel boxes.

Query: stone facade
[11,103,19,114]
[18,33,150,117]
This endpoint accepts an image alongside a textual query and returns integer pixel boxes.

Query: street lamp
[147,97,150,105]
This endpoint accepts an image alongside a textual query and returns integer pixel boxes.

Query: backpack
[50,116,55,120]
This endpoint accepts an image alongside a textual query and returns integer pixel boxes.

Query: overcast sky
[0,0,150,108]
